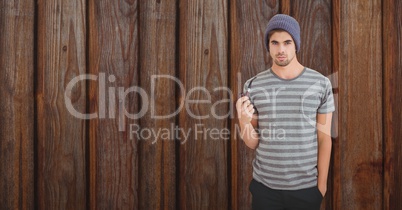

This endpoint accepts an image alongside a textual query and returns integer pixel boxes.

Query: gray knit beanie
[264,14,301,53]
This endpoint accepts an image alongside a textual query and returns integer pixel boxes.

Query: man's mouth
[277,56,286,61]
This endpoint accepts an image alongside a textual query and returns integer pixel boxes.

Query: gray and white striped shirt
[244,67,335,190]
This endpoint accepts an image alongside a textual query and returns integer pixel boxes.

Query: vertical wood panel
[331,0,341,209]
[178,0,229,209]
[0,1,34,209]
[36,0,87,209]
[383,0,402,209]
[338,1,382,209]
[138,0,177,209]
[88,0,139,209]
[285,1,334,210]
[230,0,278,209]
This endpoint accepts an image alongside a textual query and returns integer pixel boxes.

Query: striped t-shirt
[244,67,335,190]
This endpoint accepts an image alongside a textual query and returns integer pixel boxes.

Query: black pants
[249,179,323,210]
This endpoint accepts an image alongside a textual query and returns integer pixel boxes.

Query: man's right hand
[235,96,259,149]
[235,96,255,125]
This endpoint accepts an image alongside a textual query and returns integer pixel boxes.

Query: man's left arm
[316,112,333,197]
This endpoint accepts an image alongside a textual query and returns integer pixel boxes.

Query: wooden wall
[0,0,401,209]
[383,0,402,209]
[0,0,35,209]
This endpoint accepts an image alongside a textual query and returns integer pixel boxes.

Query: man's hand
[317,183,327,197]
[236,96,255,125]
[235,96,259,149]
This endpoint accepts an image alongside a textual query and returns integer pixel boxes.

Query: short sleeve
[317,78,335,114]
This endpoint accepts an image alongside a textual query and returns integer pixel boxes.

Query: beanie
[264,14,301,53]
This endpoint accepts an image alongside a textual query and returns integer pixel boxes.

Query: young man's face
[268,31,297,67]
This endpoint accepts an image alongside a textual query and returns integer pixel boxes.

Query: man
[236,14,335,210]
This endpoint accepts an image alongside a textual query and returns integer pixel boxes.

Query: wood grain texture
[36,0,87,209]
[331,0,341,209]
[229,0,278,209]
[88,0,139,209]
[285,1,334,209]
[2,1,402,209]
[383,0,402,209]
[138,0,177,209]
[178,0,229,209]
[338,1,383,209]
[0,1,35,209]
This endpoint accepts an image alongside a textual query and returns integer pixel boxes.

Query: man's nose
[279,44,286,53]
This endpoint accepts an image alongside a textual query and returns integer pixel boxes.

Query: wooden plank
[331,0,341,209]
[0,1,35,209]
[178,0,229,209]
[88,0,139,209]
[280,0,290,15]
[36,0,87,209]
[383,0,402,209]
[229,0,278,209]
[338,1,382,209]
[285,1,334,210]
[138,0,177,209]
